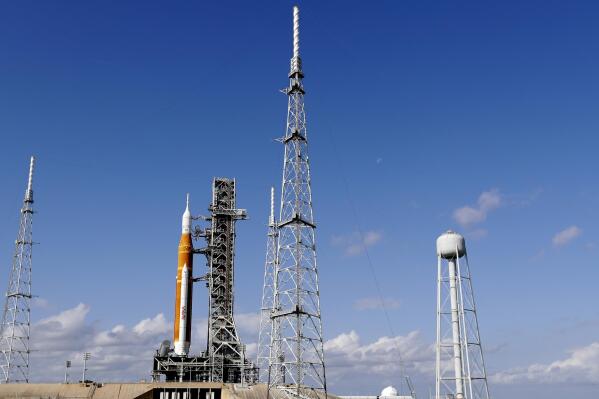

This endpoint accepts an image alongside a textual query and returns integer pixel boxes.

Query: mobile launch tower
[152,178,258,383]
[0,156,36,383]
[204,178,253,383]
[435,231,490,399]
[259,5,328,398]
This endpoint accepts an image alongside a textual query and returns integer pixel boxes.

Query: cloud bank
[31,304,598,396]
[491,342,599,384]
[28,304,260,383]
[27,304,434,394]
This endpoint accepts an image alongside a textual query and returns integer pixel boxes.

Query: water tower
[435,231,490,399]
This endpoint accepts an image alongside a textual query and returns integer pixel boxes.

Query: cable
[322,126,412,396]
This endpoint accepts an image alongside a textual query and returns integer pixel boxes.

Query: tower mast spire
[269,5,327,397]
[0,156,36,383]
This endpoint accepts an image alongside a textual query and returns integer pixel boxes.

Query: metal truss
[436,252,490,399]
[152,353,258,383]
[152,354,212,382]
[205,178,256,383]
[0,156,35,383]
[268,6,327,398]
[257,188,279,382]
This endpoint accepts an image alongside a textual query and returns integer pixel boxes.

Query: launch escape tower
[153,178,257,383]
[262,6,328,397]
[0,156,35,383]
[436,231,490,399]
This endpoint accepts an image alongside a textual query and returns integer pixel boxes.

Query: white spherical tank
[381,386,398,397]
[436,230,466,259]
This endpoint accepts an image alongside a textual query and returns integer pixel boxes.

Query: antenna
[268,5,328,397]
[290,5,303,76]
[0,156,37,383]
[293,5,300,59]
[26,157,34,201]
[257,188,279,382]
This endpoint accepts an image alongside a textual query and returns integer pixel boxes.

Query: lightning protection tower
[0,156,36,383]
[435,231,490,399]
[257,188,278,382]
[269,5,327,398]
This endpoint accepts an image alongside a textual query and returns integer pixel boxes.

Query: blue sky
[1,1,598,397]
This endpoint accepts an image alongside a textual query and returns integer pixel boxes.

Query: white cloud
[353,297,401,311]
[324,330,434,389]
[478,190,502,210]
[491,342,599,384]
[453,189,502,227]
[552,226,582,247]
[29,304,171,382]
[32,303,93,351]
[332,230,383,256]
[133,314,169,336]
[28,307,256,383]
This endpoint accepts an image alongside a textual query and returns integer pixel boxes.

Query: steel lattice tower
[257,188,278,382]
[0,156,36,383]
[269,6,327,397]
[205,178,253,382]
[436,231,490,399]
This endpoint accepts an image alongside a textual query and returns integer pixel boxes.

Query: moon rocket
[173,195,193,356]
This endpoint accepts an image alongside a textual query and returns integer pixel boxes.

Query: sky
[0,1,598,398]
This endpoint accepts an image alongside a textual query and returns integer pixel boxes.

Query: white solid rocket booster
[176,264,190,355]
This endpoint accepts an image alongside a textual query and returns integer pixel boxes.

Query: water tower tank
[436,230,466,259]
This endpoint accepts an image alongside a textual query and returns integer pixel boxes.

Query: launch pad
[152,178,257,384]
[152,353,257,383]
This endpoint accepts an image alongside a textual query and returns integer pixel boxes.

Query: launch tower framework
[0,156,36,383]
[205,178,255,382]
[153,178,257,383]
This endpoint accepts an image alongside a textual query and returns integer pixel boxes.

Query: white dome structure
[380,386,398,397]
